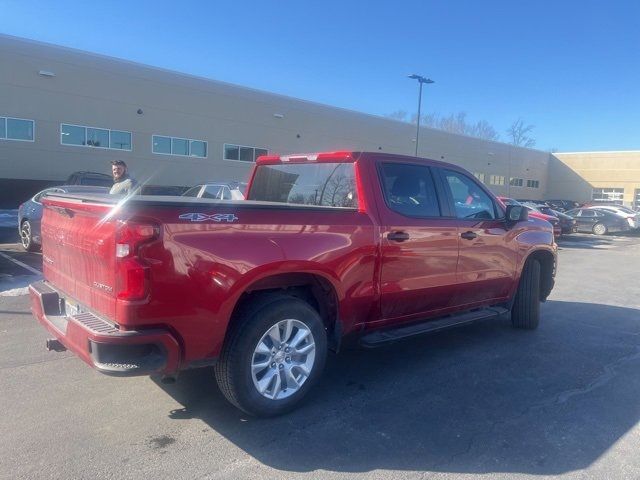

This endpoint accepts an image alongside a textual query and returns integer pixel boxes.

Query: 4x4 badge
[179,213,239,223]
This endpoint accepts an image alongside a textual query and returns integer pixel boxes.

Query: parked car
[182,181,248,200]
[30,151,556,417]
[586,205,639,229]
[534,205,578,234]
[498,197,561,237]
[545,199,581,212]
[565,208,631,235]
[17,185,110,251]
[65,171,113,188]
[516,199,549,207]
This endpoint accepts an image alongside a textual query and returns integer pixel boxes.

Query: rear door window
[183,186,202,197]
[202,185,222,199]
[220,187,232,200]
[441,169,496,220]
[378,163,441,217]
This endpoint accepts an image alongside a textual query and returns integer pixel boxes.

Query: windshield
[248,162,358,208]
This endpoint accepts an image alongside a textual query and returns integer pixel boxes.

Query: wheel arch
[522,249,555,301]
[225,272,342,352]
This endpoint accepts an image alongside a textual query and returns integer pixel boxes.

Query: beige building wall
[549,151,640,207]
[0,34,549,203]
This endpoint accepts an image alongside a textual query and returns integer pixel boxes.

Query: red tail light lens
[115,221,159,300]
[117,257,148,300]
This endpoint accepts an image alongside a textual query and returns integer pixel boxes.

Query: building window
[592,188,624,205]
[152,135,207,158]
[526,180,540,188]
[509,177,524,187]
[224,143,268,162]
[0,116,34,141]
[473,172,485,183]
[489,175,505,186]
[61,123,131,150]
[172,138,189,156]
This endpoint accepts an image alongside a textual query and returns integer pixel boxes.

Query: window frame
[437,167,502,221]
[223,143,268,163]
[489,174,506,186]
[591,187,624,205]
[0,116,35,142]
[509,177,524,187]
[151,134,207,158]
[60,123,131,151]
[375,161,449,219]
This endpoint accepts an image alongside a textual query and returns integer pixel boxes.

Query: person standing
[109,160,138,195]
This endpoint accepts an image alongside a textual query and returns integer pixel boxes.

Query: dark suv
[65,171,113,188]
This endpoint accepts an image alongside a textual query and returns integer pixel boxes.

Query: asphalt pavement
[2,230,640,479]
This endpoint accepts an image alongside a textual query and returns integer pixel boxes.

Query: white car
[182,182,248,200]
[587,205,638,228]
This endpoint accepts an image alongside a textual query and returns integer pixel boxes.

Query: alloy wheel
[251,318,316,400]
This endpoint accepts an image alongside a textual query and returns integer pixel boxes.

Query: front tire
[20,220,38,252]
[592,223,607,236]
[214,295,327,417]
[511,259,541,330]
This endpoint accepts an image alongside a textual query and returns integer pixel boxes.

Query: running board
[359,306,509,348]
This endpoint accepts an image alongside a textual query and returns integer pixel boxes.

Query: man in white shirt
[109,160,138,195]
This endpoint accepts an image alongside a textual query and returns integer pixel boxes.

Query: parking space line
[0,251,42,275]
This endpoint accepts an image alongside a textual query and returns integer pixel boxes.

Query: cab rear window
[249,162,358,208]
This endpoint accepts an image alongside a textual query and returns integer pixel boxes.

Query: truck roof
[256,151,465,171]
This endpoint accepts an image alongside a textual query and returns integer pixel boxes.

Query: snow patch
[0,286,31,297]
[0,274,41,295]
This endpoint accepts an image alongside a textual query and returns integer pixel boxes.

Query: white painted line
[0,251,42,275]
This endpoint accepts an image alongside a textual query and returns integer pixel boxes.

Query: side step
[359,306,509,348]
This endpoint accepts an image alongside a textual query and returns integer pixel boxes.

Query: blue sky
[2,0,639,152]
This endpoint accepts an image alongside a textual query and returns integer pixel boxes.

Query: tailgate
[41,197,118,320]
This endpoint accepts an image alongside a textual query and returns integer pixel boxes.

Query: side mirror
[506,204,528,223]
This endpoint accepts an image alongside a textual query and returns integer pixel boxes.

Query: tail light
[115,221,159,300]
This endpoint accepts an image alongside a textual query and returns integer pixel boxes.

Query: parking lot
[2,229,640,480]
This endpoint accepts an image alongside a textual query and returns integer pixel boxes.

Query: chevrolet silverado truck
[30,151,556,416]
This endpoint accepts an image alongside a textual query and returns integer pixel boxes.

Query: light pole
[408,74,434,156]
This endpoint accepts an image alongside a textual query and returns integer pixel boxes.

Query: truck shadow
[154,300,640,475]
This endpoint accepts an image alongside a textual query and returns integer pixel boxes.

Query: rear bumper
[29,280,181,376]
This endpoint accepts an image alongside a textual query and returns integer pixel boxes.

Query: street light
[408,74,434,156]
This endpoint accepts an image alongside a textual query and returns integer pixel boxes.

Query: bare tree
[385,110,408,122]
[386,109,500,142]
[506,118,536,148]
[468,120,500,141]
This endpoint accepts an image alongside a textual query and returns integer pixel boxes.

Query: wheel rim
[594,224,606,235]
[251,318,316,400]
[20,222,31,249]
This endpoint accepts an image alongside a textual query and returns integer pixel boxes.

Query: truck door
[437,168,516,306]
[376,161,459,323]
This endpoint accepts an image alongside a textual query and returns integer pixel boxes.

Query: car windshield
[80,177,112,187]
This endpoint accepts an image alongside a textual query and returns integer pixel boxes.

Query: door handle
[460,231,477,240]
[387,231,410,242]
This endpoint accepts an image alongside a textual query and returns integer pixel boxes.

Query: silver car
[182,182,248,201]
[18,185,110,251]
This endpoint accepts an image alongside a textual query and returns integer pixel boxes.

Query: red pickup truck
[30,151,556,416]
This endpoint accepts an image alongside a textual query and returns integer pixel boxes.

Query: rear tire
[214,295,327,417]
[511,259,541,330]
[20,220,38,252]
[592,223,607,235]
